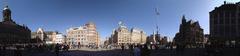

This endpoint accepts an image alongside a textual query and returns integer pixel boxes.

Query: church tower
[182,15,186,24]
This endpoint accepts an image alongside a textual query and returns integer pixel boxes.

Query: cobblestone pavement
[1,48,239,56]
[61,50,132,56]
[24,49,133,56]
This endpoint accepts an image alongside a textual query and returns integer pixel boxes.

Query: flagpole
[155,8,160,34]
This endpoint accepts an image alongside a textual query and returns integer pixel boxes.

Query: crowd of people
[68,44,99,49]
[117,44,151,56]
[0,43,71,56]
[0,42,239,56]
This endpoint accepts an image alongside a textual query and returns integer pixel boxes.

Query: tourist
[141,44,150,56]
[55,43,60,56]
[15,45,22,56]
[121,45,125,51]
[134,45,141,56]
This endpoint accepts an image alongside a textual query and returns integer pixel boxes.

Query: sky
[0,0,239,41]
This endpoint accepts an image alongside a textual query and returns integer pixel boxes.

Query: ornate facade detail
[0,5,31,44]
[109,21,147,45]
[174,15,204,48]
[210,1,240,44]
[66,22,100,48]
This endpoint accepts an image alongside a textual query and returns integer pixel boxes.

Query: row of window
[68,38,87,41]
[212,18,240,24]
[68,30,97,34]
[211,12,240,18]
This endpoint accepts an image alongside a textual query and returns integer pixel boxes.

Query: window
[219,19,223,24]
[238,13,240,16]
[231,13,235,17]
[225,19,230,24]
[214,19,217,24]
[231,26,236,35]
[231,19,236,24]
[238,19,240,24]
[238,25,240,31]
[220,13,224,17]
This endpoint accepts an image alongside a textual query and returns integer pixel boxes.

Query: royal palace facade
[0,5,31,44]
[210,1,240,45]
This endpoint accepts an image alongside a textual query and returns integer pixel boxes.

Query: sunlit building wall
[66,22,100,48]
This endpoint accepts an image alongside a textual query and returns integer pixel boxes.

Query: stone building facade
[174,15,204,48]
[66,22,100,48]
[55,34,66,44]
[110,21,147,45]
[210,1,240,45]
[31,28,64,44]
[131,28,147,44]
[0,5,31,44]
[112,23,131,45]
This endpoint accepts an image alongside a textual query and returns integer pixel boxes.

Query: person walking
[129,44,134,56]
[134,45,141,56]
[121,45,125,51]
[55,43,60,56]
[141,44,150,56]
[15,45,22,56]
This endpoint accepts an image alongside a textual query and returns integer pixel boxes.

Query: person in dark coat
[15,45,22,56]
[141,44,150,56]
[55,43,60,56]
[121,45,125,51]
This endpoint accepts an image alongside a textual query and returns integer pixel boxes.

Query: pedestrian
[134,45,141,56]
[121,45,125,51]
[63,45,66,51]
[154,45,158,50]
[67,45,69,51]
[141,44,150,56]
[15,45,22,56]
[150,44,153,50]
[55,43,60,56]
[129,44,134,56]
[130,44,133,51]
